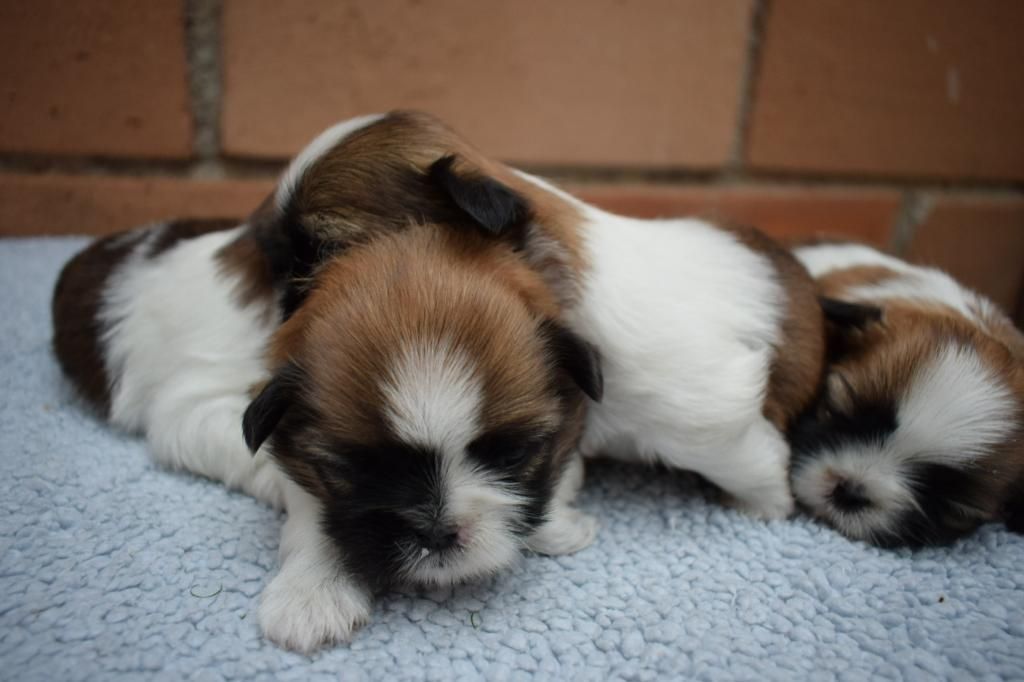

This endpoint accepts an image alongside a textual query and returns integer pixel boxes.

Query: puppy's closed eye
[467,427,552,471]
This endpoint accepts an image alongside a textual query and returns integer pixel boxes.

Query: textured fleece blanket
[2,237,1023,682]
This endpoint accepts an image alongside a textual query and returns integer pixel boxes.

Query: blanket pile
[2,238,1021,680]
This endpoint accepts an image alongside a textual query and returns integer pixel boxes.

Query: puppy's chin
[402,527,524,587]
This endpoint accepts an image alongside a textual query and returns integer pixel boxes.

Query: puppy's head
[790,299,1024,547]
[243,226,601,589]
[240,110,585,317]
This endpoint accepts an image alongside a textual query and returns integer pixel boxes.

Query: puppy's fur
[790,242,1024,547]
[257,111,827,521]
[51,125,602,650]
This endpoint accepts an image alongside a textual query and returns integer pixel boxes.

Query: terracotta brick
[747,0,1024,181]
[222,0,753,167]
[906,195,1024,315]
[0,174,273,236]
[572,184,901,247]
[0,1,192,158]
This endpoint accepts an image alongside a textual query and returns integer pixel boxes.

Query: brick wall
[1,0,1022,318]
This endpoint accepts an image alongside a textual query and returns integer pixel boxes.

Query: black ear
[819,297,884,363]
[820,297,883,330]
[540,320,603,402]
[244,194,336,319]
[429,155,530,236]
[242,366,300,454]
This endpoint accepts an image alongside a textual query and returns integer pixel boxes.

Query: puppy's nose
[417,523,460,551]
[829,480,871,512]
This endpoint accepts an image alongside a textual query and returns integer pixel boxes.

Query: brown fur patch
[721,223,826,431]
[216,230,276,310]
[265,223,580,495]
[272,110,586,308]
[52,231,142,414]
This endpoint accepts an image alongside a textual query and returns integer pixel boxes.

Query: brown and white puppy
[789,242,1024,547]
[256,111,826,520]
[51,121,602,650]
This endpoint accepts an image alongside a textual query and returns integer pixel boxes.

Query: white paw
[527,506,599,556]
[248,454,286,510]
[258,560,372,653]
[556,451,586,503]
[726,488,796,521]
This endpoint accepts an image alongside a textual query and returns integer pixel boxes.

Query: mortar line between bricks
[185,0,224,163]
[0,156,1023,197]
[728,0,768,172]
[889,191,933,256]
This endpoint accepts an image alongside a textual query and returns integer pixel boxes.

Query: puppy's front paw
[258,561,372,653]
[725,488,795,521]
[527,506,599,556]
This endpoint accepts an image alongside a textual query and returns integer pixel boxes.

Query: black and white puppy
[789,242,1024,547]
[51,117,602,651]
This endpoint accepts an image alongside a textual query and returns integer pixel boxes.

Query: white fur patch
[791,450,921,541]
[893,344,1017,466]
[562,201,790,514]
[274,113,386,211]
[794,242,988,323]
[383,339,483,453]
[100,226,284,506]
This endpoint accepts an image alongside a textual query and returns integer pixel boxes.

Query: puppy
[263,110,827,520]
[789,242,1024,547]
[51,133,602,650]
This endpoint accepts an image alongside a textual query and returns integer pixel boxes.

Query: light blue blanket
[2,237,1022,681]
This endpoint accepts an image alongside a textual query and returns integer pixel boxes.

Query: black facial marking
[467,426,553,473]
[876,463,987,548]
[429,155,530,237]
[788,389,898,467]
[311,439,446,590]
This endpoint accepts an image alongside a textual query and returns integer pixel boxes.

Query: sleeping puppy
[263,110,826,520]
[789,242,1024,547]
[51,140,602,650]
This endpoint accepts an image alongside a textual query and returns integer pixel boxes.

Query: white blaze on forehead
[892,343,1016,467]
[274,113,387,211]
[382,339,483,454]
[383,340,529,587]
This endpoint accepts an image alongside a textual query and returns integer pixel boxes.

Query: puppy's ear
[820,297,883,363]
[244,193,337,318]
[429,155,530,236]
[540,320,603,402]
[242,365,302,454]
[820,297,882,330]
